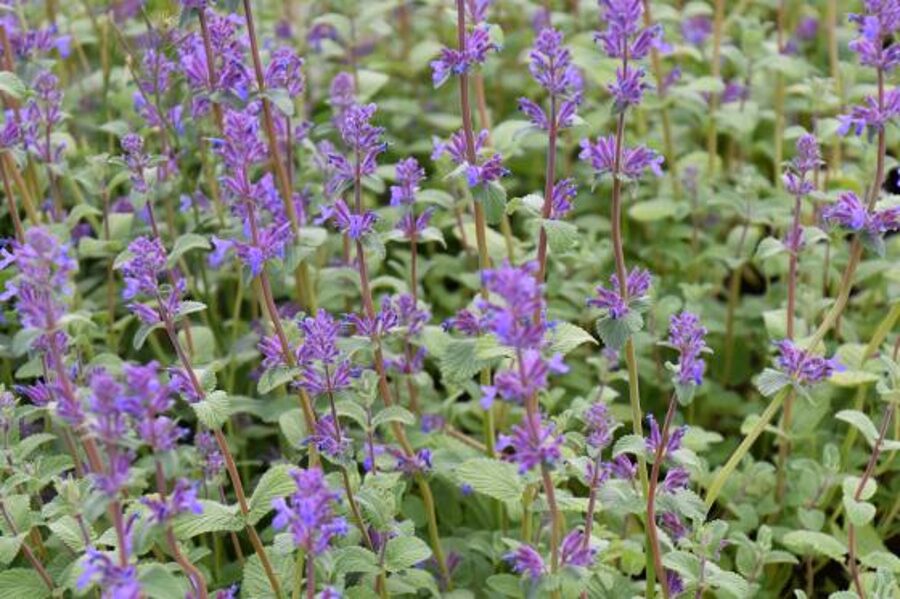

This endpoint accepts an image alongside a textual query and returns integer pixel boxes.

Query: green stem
[704,389,788,509]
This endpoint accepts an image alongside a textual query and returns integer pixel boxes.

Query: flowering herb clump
[0,2,898,599]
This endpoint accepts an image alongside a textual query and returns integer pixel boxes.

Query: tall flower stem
[775,189,804,499]
[243,203,320,461]
[306,550,315,599]
[535,95,558,284]
[1,153,40,226]
[773,0,786,189]
[153,462,209,599]
[710,56,889,511]
[242,0,316,313]
[846,327,900,598]
[641,0,678,197]
[0,157,24,241]
[706,0,725,176]
[704,388,788,509]
[826,0,843,173]
[608,79,654,594]
[354,236,450,585]
[456,0,495,458]
[472,73,516,261]
[646,395,677,599]
[158,308,284,599]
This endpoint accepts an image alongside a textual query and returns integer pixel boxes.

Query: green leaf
[278,408,307,448]
[629,198,678,223]
[542,219,580,253]
[755,236,787,260]
[0,72,26,100]
[191,391,233,430]
[486,574,524,597]
[843,496,876,527]
[139,563,188,599]
[174,301,208,319]
[172,500,243,538]
[756,368,792,397]
[829,370,880,387]
[335,401,369,430]
[473,182,508,225]
[0,534,24,565]
[612,434,647,458]
[547,322,596,356]
[257,366,301,395]
[48,515,89,552]
[333,546,381,576]
[13,433,56,461]
[0,568,50,599]
[782,531,847,560]
[167,233,209,267]
[357,69,390,102]
[372,405,415,427]
[595,311,643,351]
[686,76,726,94]
[248,464,296,525]
[133,321,164,350]
[384,535,432,572]
[835,410,880,446]
[441,338,492,382]
[264,88,294,117]
[455,458,525,503]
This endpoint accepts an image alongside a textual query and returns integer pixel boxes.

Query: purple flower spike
[505,544,546,579]
[682,15,712,46]
[431,25,498,88]
[142,478,203,524]
[497,413,563,474]
[594,0,664,61]
[822,191,900,240]
[588,268,652,319]
[272,467,348,556]
[668,311,708,386]
[390,157,425,207]
[559,529,598,568]
[584,402,616,450]
[774,340,842,386]
[646,414,686,458]
[579,135,664,179]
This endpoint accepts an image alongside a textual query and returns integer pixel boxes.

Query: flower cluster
[518,28,583,130]
[579,135,664,180]
[587,267,651,319]
[667,311,709,387]
[118,237,186,326]
[506,529,596,581]
[822,191,900,239]
[179,10,251,118]
[272,467,348,555]
[584,402,617,450]
[212,108,294,275]
[431,25,498,88]
[384,294,430,377]
[595,0,664,109]
[391,157,433,239]
[839,1,900,137]
[0,228,76,347]
[141,478,203,524]
[297,310,358,397]
[433,128,508,188]
[774,340,842,386]
[782,134,821,197]
[498,413,563,473]
[21,71,65,164]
